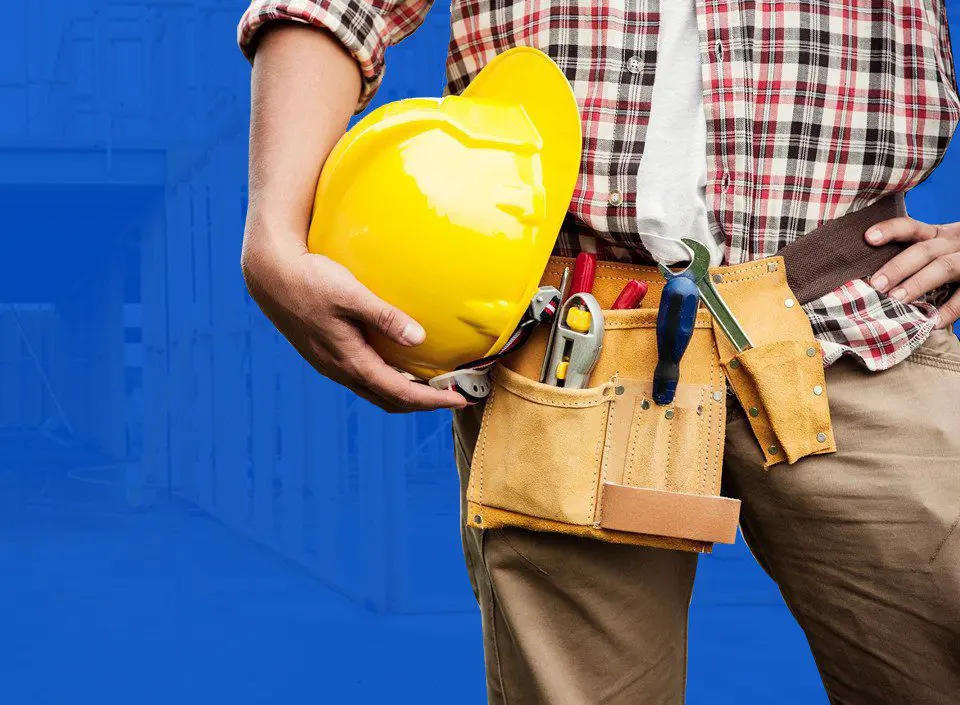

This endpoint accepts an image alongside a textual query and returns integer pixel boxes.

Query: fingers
[866,221,960,301]
[248,249,467,412]
[341,344,467,411]
[294,253,425,347]
[346,285,426,348]
[935,289,960,330]
[865,217,941,246]
[886,253,960,303]
[870,237,957,294]
[299,326,467,412]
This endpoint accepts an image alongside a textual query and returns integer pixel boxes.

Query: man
[237,1,960,702]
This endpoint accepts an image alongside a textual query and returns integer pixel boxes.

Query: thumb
[351,289,426,347]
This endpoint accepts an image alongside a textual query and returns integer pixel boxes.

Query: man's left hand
[866,218,960,329]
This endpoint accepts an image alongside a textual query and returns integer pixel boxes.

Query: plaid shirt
[239,0,960,370]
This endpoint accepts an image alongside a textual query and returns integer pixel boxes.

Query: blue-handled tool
[653,272,700,405]
[653,238,756,405]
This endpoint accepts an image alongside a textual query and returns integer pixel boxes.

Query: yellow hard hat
[308,47,582,383]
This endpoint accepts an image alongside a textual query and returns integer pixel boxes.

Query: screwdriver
[569,252,597,297]
[611,279,648,310]
[652,274,699,405]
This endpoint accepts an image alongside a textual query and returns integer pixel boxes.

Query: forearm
[238,19,464,412]
[244,23,360,261]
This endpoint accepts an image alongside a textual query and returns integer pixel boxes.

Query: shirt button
[715,41,724,61]
[608,190,623,206]
[626,56,642,74]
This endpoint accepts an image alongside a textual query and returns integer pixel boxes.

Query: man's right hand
[242,26,466,413]
[242,240,467,413]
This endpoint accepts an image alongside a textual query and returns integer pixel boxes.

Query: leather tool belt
[466,194,906,553]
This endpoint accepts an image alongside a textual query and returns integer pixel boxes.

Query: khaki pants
[452,329,960,704]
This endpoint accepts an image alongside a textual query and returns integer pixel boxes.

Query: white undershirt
[634,0,723,267]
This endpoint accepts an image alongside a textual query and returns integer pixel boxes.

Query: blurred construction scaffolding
[3,0,472,613]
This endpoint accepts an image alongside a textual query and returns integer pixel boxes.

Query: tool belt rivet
[712,274,723,284]
[474,514,483,524]
[817,433,827,443]
[768,445,779,455]
[785,298,795,308]
[665,409,675,419]
[813,385,823,396]
[641,399,651,410]
[729,359,741,369]
[767,261,778,272]
[806,347,817,357]
[712,391,723,402]
[749,406,759,417]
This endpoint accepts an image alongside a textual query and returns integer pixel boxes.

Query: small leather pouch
[466,255,836,553]
[710,257,836,466]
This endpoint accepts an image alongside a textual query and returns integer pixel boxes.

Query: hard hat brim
[462,47,583,362]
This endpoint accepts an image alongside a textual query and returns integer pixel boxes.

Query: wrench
[658,239,754,353]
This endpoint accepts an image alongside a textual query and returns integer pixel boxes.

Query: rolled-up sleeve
[238,0,434,111]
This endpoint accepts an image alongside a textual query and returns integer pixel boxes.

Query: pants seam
[930,510,960,563]
[678,556,696,704]
[905,350,960,374]
[480,532,511,705]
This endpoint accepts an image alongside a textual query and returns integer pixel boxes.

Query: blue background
[1,2,958,703]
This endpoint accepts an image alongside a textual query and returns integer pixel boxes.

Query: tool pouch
[465,256,836,553]
[710,259,835,467]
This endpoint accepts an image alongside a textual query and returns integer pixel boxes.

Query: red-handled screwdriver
[569,252,597,298]
[611,279,649,310]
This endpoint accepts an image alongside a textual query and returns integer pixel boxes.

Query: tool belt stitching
[587,273,662,283]
[474,384,497,509]
[604,321,714,330]
[715,269,780,284]
[497,386,614,408]
[622,399,639,487]
[692,387,703,495]
[553,261,657,274]
[704,367,717,494]
[587,401,606,524]
[548,258,776,283]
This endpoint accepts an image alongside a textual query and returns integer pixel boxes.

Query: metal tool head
[544,293,605,389]
[670,238,756,353]
[529,285,563,321]
[428,368,492,401]
[656,239,703,281]
[680,239,714,278]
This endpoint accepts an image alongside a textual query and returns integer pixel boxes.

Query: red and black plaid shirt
[239,0,960,370]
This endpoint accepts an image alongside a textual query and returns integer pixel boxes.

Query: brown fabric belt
[777,193,906,305]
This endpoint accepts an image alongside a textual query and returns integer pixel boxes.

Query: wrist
[244,204,310,254]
